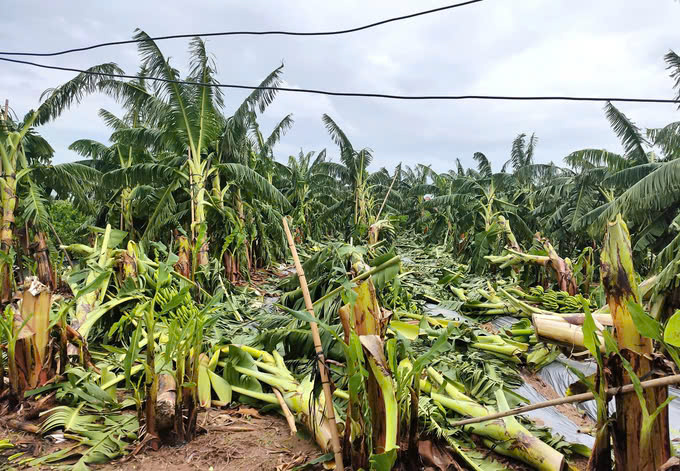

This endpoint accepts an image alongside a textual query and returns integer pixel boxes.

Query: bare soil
[1,399,590,471]
[1,408,323,471]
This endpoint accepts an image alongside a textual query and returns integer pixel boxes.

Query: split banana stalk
[1,277,54,405]
[339,267,399,470]
[425,367,566,471]
[600,215,670,470]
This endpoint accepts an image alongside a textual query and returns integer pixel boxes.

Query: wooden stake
[2,99,8,121]
[375,163,400,221]
[273,387,297,435]
[449,374,680,427]
[282,216,344,470]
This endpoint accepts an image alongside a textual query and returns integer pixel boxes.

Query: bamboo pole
[449,374,680,427]
[281,216,344,470]
[375,163,400,221]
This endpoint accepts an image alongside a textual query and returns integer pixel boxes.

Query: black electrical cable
[0,0,484,57]
[2,56,678,104]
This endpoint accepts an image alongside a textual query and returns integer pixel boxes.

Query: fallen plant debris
[2,34,680,471]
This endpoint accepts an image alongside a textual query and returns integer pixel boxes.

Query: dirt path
[1,408,324,471]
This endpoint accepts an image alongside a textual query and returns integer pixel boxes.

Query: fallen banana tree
[0,231,598,471]
[423,367,566,471]
[532,314,606,353]
[219,344,340,452]
[485,234,578,295]
[456,282,591,318]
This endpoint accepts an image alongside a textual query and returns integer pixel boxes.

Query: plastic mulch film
[424,307,680,444]
[424,303,467,322]
[513,381,595,446]
[424,308,597,446]
[538,357,611,421]
[489,315,521,331]
[539,355,680,439]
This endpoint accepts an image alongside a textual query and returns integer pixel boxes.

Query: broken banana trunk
[174,234,192,279]
[339,273,398,470]
[8,278,54,407]
[119,241,138,283]
[426,367,566,471]
[538,235,578,296]
[32,231,55,290]
[600,215,670,470]
[532,314,605,352]
[485,234,578,295]
[156,373,177,435]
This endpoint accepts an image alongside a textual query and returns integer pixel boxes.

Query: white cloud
[1,0,677,171]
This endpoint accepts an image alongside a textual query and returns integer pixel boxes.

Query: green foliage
[6,31,680,471]
[50,199,88,247]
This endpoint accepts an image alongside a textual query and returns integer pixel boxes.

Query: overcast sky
[2,1,678,172]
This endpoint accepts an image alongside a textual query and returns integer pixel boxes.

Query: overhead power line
[2,57,678,104]
[0,0,484,57]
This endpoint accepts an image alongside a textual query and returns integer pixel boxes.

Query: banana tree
[0,115,100,297]
[322,114,377,236]
[395,164,438,232]
[277,149,343,241]
[125,33,222,266]
[337,261,399,469]
[0,63,122,299]
[68,91,160,238]
[425,158,532,272]
[101,34,291,279]
[0,277,54,407]
[0,113,38,300]
[571,72,680,267]
[212,102,292,278]
[600,215,671,469]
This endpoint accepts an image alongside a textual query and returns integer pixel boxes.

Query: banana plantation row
[2,32,680,471]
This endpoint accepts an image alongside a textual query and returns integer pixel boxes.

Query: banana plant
[336,264,399,470]
[599,215,671,469]
[29,404,139,470]
[424,366,565,471]
[65,224,140,338]
[0,277,55,407]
